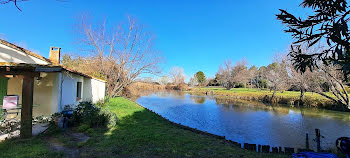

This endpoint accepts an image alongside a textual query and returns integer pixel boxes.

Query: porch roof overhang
[0,62,107,82]
[0,63,62,77]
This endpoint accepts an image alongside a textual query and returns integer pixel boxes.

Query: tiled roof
[0,39,52,64]
[0,39,106,82]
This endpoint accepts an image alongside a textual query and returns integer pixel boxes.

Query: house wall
[83,78,106,103]
[6,71,106,116]
[33,73,54,116]
[6,73,58,117]
[0,43,49,65]
[59,72,84,111]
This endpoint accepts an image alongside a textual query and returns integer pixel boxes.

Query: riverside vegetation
[187,87,341,110]
[0,97,288,158]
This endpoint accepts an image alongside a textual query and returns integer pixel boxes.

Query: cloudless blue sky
[0,0,309,79]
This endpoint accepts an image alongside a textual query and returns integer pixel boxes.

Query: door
[0,78,8,105]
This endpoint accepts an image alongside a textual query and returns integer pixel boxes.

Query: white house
[0,39,106,117]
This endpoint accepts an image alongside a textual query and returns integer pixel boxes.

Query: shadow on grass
[0,136,64,158]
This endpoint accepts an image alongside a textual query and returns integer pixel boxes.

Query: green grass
[79,97,288,158]
[0,137,63,158]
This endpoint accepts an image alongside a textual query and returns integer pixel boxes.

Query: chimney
[49,47,61,64]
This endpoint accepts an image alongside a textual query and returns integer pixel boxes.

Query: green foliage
[77,124,90,132]
[195,71,206,84]
[85,128,94,134]
[276,0,350,76]
[0,108,4,121]
[260,79,268,89]
[234,83,245,88]
[72,101,118,128]
[345,86,350,93]
[95,97,110,107]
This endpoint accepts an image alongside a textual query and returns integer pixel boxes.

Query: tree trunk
[298,88,305,106]
[271,88,276,103]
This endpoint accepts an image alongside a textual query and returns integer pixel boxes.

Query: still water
[136,91,350,150]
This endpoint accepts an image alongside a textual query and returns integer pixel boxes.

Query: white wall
[59,72,84,111]
[0,43,49,65]
[83,78,106,103]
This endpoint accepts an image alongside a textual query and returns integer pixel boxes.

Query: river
[136,91,350,151]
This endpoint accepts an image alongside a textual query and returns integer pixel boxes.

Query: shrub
[77,124,90,132]
[95,97,109,107]
[85,128,94,134]
[72,101,118,128]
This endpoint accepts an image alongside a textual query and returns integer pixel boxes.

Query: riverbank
[0,97,288,158]
[186,87,342,110]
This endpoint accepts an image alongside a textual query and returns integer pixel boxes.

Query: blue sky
[0,0,308,79]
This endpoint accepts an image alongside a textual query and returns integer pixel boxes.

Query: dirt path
[47,131,90,158]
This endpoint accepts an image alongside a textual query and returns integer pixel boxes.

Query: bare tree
[65,14,162,97]
[248,66,258,88]
[217,60,234,89]
[231,59,249,87]
[1,0,65,11]
[312,64,350,109]
[266,61,289,102]
[217,58,249,89]
[288,67,314,106]
[169,66,186,85]
[188,76,199,87]
[285,45,320,106]
[158,76,169,85]
[0,0,26,11]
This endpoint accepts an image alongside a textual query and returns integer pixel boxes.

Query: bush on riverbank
[72,101,118,128]
[165,83,189,90]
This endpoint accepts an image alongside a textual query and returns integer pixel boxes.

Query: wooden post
[315,129,321,152]
[20,75,34,138]
[305,133,309,150]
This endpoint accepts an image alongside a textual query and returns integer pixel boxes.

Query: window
[76,82,82,100]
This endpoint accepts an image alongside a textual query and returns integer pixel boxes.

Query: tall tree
[312,64,350,109]
[276,0,350,78]
[64,15,162,97]
[217,58,249,89]
[266,61,290,102]
[217,60,234,89]
[169,66,186,85]
[248,65,258,88]
[195,71,206,86]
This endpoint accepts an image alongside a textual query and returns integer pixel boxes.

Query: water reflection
[190,96,206,104]
[136,92,350,150]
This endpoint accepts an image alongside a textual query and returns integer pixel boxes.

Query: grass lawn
[0,97,288,158]
[0,137,63,158]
